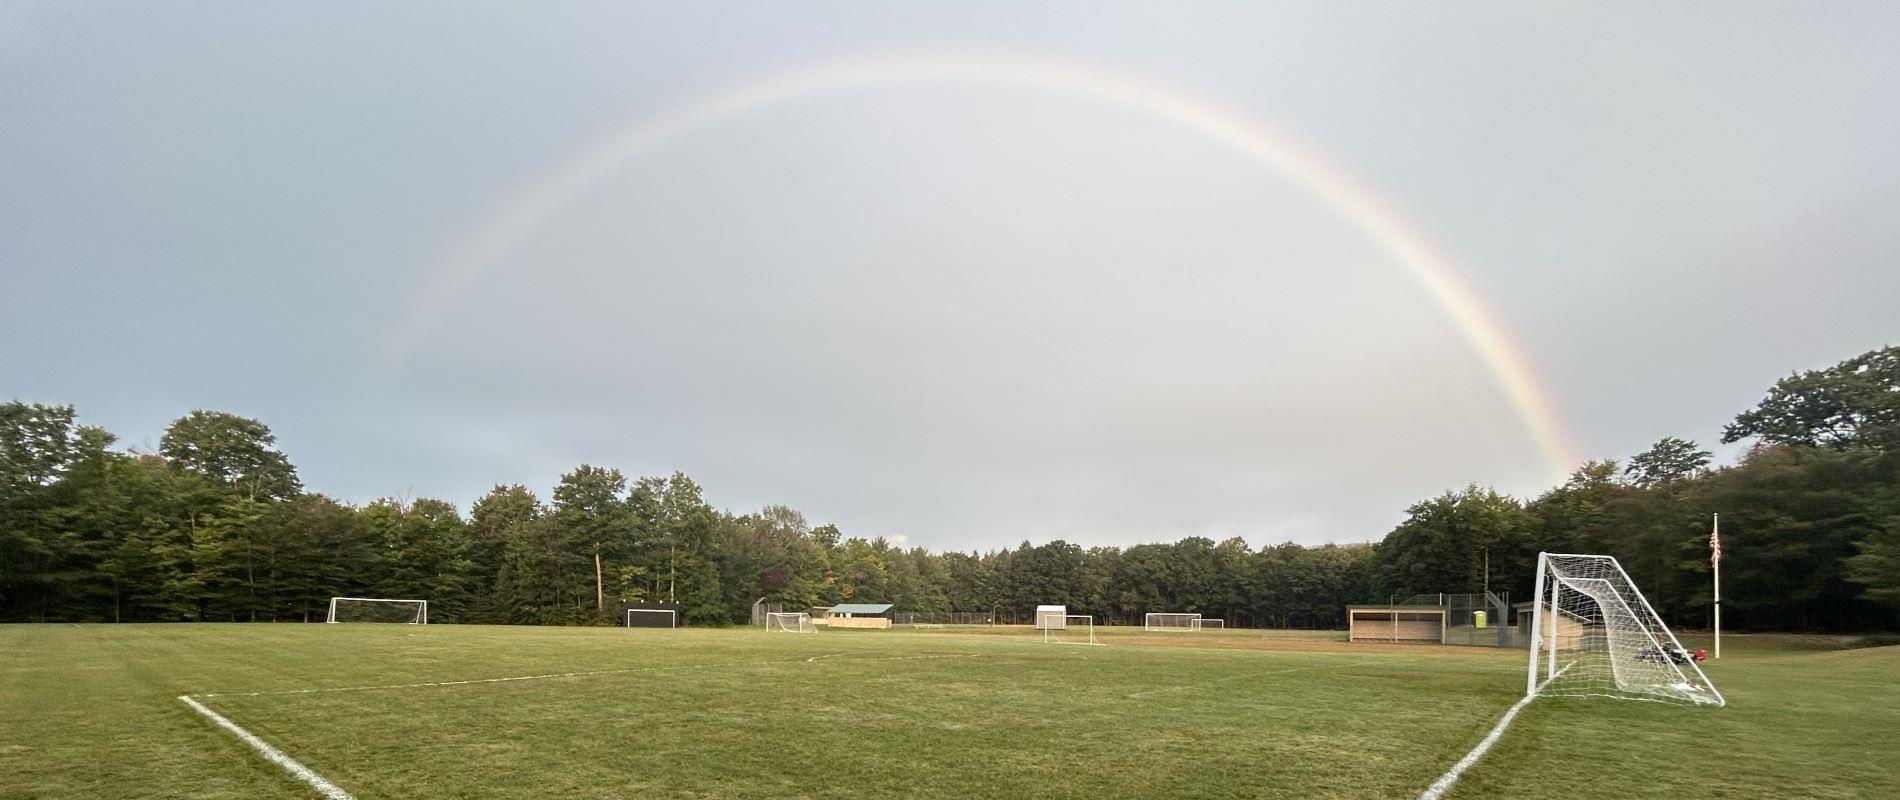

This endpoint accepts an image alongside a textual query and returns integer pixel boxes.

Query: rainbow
[388,49,1580,476]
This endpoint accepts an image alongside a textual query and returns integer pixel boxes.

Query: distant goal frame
[624,608,679,628]
[765,612,816,633]
[325,597,428,625]
[1144,612,1199,632]
[1042,614,1102,646]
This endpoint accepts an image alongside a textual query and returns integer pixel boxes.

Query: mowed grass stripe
[6,625,1895,799]
[203,635,1496,800]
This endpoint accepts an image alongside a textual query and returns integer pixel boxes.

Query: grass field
[2,624,1895,799]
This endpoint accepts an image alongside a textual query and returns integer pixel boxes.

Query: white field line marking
[193,653,984,699]
[808,652,977,664]
[179,695,356,800]
[180,652,984,796]
[1415,693,1533,800]
[1124,660,1377,699]
[195,663,719,698]
[1418,663,1573,800]
[877,654,983,662]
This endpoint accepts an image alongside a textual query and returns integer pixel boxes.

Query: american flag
[1710,515,1722,565]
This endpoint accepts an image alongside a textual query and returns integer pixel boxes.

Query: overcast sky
[4,2,1897,552]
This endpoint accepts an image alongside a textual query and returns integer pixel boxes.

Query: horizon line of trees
[3,345,1896,632]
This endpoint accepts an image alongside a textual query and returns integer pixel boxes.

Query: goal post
[1194,618,1225,630]
[1144,612,1199,632]
[624,608,678,628]
[1043,615,1101,645]
[1527,552,1723,706]
[326,597,427,625]
[765,612,815,633]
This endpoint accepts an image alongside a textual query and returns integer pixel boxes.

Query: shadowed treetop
[158,410,301,501]
[1724,346,1900,451]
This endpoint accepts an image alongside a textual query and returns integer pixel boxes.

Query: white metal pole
[1713,513,1721,659]
[1526,553,1547,696]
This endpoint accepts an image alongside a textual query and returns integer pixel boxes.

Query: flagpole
[1713,513,1722,659]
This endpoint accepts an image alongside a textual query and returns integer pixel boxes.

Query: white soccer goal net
[326,597,427,625]
[1043,615,1101,645]
[1144,612,1199,632]
[1528,553,1722,706]
[765,612,815,633]
[1194,618,1225,630]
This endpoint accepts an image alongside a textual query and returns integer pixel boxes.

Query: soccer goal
[1144,612,1199,632]
[625,609,678,628]
[1194,618,1225,631]
[765,612,815,633]
[326,597,427,625]
[1527,553,1723,706]
[1043,615,1102,645]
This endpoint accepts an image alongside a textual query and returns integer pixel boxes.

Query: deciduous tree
[1724,345,1900,450]
[158,410,301,500]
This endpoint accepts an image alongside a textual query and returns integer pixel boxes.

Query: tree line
[3,346,1896,631]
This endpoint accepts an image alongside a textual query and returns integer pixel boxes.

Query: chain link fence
[889,611,995,626]
[1399,591,1517,647]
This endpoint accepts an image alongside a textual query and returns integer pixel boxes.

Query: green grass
[2,625,1894,799]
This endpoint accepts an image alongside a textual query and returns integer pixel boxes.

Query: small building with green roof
[824,603,894,629]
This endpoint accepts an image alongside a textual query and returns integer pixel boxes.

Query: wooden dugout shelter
[823,603,894,629]
[1347,604,1448,644]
